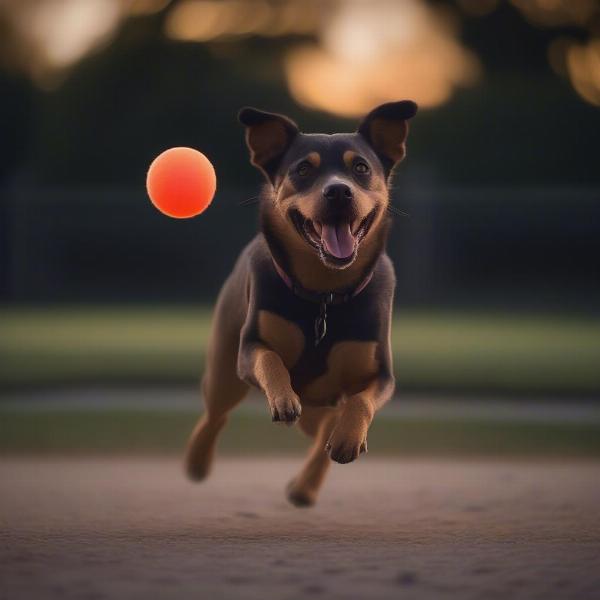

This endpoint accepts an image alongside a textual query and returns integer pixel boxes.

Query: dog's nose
[323,183,353,206]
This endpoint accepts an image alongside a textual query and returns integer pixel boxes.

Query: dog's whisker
[387,205,410,218]
[238,196,261,207]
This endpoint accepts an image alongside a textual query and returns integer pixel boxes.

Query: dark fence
[1,184,599,309]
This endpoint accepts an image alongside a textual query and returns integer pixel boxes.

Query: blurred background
[1,0,600,456]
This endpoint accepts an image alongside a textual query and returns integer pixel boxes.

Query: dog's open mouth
[290,208,377,267]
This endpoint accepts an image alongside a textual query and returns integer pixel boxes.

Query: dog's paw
[285,478,317,507]
[270,393,302,424]
[185,460,211,482]
[325,435,367,464]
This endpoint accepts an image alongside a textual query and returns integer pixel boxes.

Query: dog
[185,100,417,506]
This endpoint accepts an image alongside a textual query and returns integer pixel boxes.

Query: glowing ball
[146,147,216,218]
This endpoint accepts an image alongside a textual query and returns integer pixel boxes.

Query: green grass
[1,306,600,393]
[1,407,600,457]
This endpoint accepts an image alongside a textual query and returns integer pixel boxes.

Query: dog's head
[239,101,417,270]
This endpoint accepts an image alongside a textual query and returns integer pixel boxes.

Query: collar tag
[314,300,327,346]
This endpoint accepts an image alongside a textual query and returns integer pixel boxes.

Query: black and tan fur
[185,100,417,506]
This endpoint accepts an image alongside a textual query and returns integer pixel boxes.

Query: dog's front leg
[238,342,301,423]
[326,375,394,464]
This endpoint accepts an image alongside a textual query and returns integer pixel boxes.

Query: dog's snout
[323,183,353,206]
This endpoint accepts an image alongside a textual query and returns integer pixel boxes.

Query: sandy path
[1,457,599,599]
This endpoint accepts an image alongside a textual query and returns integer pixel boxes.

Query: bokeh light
[285,0,480,115]
[509,0,598,28]
[2,0,600,110]
[1,0,122,80]
[565,38,600,107]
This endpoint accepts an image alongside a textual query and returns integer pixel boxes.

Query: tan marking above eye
[343,150,357,169]
[258,310,305,369]
[306,152,321,168]
[302,341,379,403]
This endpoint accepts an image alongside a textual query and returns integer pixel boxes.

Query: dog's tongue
[321,223,355,259]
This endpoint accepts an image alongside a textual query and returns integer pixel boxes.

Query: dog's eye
[296,161,312,176]
[353,162,370,175]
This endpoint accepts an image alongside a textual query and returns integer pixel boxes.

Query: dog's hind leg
[286,405,339,507]
[185,282,249,481]
[185,366,248,481]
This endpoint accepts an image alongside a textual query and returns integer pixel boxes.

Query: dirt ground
[1,457,599,600]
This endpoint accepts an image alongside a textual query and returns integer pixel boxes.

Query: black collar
[271,258,373,306]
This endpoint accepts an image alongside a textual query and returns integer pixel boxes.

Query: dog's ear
[238,107,299,183]
[357,100,418,176]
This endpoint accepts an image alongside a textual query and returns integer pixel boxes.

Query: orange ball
[146,147,216,218]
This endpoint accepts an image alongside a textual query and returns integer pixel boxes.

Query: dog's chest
[257,308,379,405]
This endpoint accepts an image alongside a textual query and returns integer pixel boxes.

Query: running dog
[185,100,417,506]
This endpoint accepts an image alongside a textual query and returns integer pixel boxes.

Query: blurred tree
[0,1,599,186]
